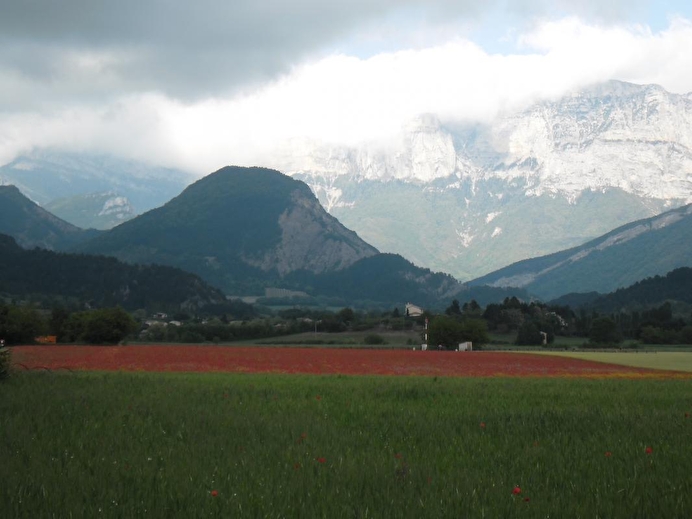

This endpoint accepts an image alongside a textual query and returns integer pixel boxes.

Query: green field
[532,351,692,373]
[2,372,692,518]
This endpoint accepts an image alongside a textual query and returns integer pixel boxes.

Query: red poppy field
[10,345,687,377]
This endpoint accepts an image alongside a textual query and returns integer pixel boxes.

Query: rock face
[272,81,692,281]
[262,191,379,275]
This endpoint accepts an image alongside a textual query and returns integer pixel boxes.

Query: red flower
[523,497,530,502]
[645,446,653,455]
[605,451,612,457]
[211,490,218,497]
[512,486,521,495]
[394,453,403,459]
[316,457,326,464]
[315,395,322,400]
[480,422,486,429]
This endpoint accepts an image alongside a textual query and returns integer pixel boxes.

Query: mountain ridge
[469,203,692,300]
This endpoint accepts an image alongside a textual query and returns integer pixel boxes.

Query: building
[405,303,424,317]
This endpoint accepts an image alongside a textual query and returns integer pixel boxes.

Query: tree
[445,299,462,317]
[0,304,47,344]
[82,307,138,344]
[429,316,488,349]
[515,321,543,346]
[589,317,621,344]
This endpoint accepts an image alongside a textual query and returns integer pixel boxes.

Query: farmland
[10,345,688,378]
[2,347,692,518]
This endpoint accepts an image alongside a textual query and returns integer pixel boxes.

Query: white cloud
[2,16,692,173]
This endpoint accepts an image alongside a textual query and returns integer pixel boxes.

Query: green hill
[553,267,692,312]
[0,233,244,314]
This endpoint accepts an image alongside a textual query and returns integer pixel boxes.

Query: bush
[589,317,621,345]
[0,345,10,380]
[363,333,386,345]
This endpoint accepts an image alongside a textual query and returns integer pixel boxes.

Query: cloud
[0,0,666,107]
[2,7,692,173]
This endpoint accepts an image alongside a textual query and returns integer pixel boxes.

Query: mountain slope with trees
[469,204,692,300]
[0,185,100,250]
[0,233,243,314]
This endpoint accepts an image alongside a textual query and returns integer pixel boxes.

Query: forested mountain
[283,253,526,307]
[469,203,692,300]
[553,268,692,313]
[74,166,381,294]
[0,233,243,313]
[0,185,100,250]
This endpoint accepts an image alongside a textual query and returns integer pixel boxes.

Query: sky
[1,0,692,174]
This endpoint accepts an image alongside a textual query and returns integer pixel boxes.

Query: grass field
[530,351,692,373]
[2,371,692,518]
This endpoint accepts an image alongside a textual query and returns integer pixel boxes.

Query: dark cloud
[0,0,658,109]
[0,1,439,104]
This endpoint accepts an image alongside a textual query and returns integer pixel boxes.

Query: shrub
[0,345,10,380]
[363,333,386,345]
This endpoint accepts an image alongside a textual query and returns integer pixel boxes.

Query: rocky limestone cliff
[242,190,378,275]
[271,81,692,280]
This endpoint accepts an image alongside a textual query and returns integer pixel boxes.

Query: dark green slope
[0,234,241,313]
[285,253,529,307]
[553,267,692,312]
[469,204,692,300]
[0,185,100,250]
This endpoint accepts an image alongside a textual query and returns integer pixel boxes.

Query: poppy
[523,497,530,502]
[316,457,326,464]
[605,451,612,457]
[512,486,521,495]
[480,422,486,429]
[394,453,403,459]
[645,446,653,454]
[211,490,218,497]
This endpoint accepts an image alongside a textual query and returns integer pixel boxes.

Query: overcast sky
[1,0,691,173]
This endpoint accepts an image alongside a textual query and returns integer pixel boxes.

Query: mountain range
[274,81,692,281]
[4,161,691,307]
[0,151,192,229]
